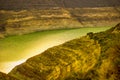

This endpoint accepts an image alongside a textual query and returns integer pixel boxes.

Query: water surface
[0,27,111,73]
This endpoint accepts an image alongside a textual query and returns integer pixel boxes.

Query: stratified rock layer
[0,0,120,10]
[0,7,120,38]
[0,0,120,38]
[7,23,120,80]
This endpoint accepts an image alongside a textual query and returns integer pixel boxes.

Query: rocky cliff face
[0,0,120,10]
[0,7,120,38]
[0,72,17,80]
[3,23,119,80]
[0,0,120,38]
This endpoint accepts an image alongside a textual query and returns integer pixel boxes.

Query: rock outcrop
[5,23,119,80]
[0,7,120,38]
[0,72,17,80]
[0,0,120,38]
[0,0,120,10]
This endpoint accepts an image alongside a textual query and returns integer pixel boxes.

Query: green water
[0,27,111,73]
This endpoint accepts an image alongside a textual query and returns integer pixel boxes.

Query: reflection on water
[0,27,111,73]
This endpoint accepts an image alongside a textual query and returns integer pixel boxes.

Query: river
[0,27,111,73]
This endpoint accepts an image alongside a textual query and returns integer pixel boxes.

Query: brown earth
[0,23,119,80]
[0,7,120,38]
[0,0,120,10]
[0,0,120,38]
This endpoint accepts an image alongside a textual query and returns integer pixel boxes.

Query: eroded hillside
[0,0,120,38]
[0,7,120,38]
[0,72,17,80]
[0,0,120,10]
[4,23,119,80]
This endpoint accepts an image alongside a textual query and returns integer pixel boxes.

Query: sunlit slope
[8,23,120,80]
[0,27,109,62]
[0,27,110,73]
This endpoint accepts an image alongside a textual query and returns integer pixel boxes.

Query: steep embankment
[6,23,120,80]
[0,0,120,38]
[0,72,17,80]
[0,7,120,38]
[0,0,120,10]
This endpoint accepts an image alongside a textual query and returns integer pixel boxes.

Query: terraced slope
[0,7,120,38]
[0,0,120,38]
[7,23,120,80]
[0,0,120,10]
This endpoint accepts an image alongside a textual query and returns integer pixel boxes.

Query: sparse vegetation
[0,7,120,38]
[0,27,109,63]
[0,0,120,79]
[0,72,17,80]
[5,23,120,80]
